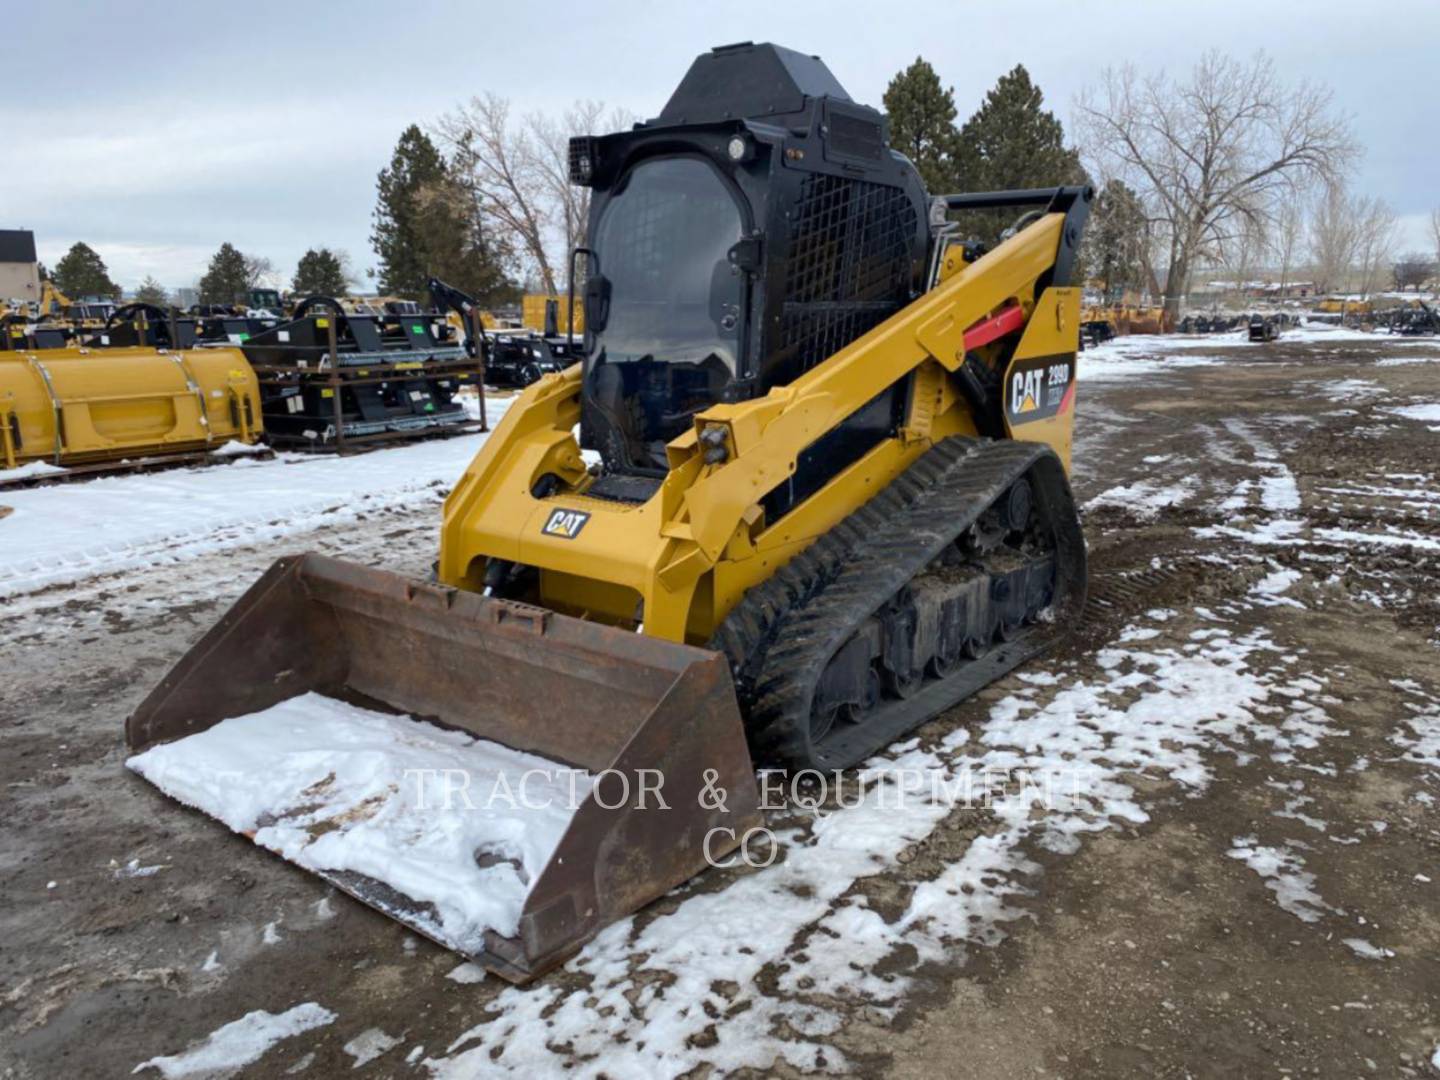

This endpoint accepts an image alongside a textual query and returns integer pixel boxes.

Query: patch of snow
[446,963,486,985]
[1252,568,1305,609]
[342,1028,401,1069]
[313,896,335,921]
[1390,686,1440,768]
[262,922,283,945]
[1377,353,1440,367]
[200,951,222,973]
[131,1003,335,1078]
[111,857,166,879]
[1312,526,1440,553]
[209,440,267,458]
[1259,465,1300,512]
[127,692,592,948]
[0,397,514,599]
[1342,938,1394,960]
[1319,379,1381,402]
[0,460,65,480]
[1227,838,1337,923]
[1385,402,1440,427]
[1085,477,1196,518]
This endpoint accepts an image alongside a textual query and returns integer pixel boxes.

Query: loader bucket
[125,553,762,983]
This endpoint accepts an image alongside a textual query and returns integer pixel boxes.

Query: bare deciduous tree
[1351,196,1397,299]
[1270,194,1306,293]
[1431,207,1440,265]
[436,94,556,294]
[435,97,636,296]
[1224,216,1268,296]
[243,253,275,290]
[1392,253,1435,292]
[1308,182,1356,294]
[1075,50,1355,318]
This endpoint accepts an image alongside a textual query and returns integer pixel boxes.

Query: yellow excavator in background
[127,42,1092,983]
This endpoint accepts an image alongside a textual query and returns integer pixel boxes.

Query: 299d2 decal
[1005,354,1076,425]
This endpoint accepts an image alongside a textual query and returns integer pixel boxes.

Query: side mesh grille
[779,174,917,376]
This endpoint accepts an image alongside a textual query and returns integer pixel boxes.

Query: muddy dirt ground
[3,333,1439,1078]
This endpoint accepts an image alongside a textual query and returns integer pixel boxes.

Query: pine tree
[1087,179,1149,300]
[134,276,170,306]
[882,58,958,192]
[53,242,120,300]
[414,172,516,305]
[292,248,350,296]
[198,243,251,305]
[949,65,1089,245]
[371,126,449,298]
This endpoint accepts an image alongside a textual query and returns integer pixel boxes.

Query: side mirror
[584,273,612,333]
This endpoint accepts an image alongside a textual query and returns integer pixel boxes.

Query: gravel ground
[2,332,1439,1078]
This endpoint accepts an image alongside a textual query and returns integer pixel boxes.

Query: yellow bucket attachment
[0,347,260,470]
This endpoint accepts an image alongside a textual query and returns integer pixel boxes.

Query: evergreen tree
[414,172,516,305]
[198,243,250,305]
[949,65,1089,245]
[292,248,350,296]
[371,126,449,299]
[53,242,120,299]
[371,124,514,303]
[134,276,170,306]
[37,262,49,283]
[882,58,958,192]
[1087,179,1149,300]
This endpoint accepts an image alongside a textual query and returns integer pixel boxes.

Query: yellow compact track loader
[127,42,1091,982]
[1,304,261,475]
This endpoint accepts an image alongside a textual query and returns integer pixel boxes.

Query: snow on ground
[0,460,65,480]
[131,1002,335,1077]
[127,692,591,947]
[1342,938,1395,960]
[1227,838,1338,923]
[1390,682,1440,769]
[1385,403,1440,428]
[1080,336,1230,381]
[427,609,1342,1077]
[0,398,514,598]
[1252,568,1305,609]
[1320,378,1382,402]
[1085,477,1197,518]
[343,1028,402,1069]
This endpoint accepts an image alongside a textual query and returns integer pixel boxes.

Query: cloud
[8,0,1437,289]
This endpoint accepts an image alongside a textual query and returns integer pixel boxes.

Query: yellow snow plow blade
[126,553,762,983]
[0,346,260,471]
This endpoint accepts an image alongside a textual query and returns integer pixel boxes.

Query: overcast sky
[5,0,1436,291]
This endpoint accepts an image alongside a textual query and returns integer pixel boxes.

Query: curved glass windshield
[593,156,745,371]
[585,156,746,471]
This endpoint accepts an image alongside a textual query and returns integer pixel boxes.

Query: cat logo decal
[541,508,591,540]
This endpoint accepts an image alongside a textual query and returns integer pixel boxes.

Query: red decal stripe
[962,304,1026,352]
[1057,379,1077,415]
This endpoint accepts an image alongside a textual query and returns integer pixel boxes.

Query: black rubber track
[709,436,1087,771]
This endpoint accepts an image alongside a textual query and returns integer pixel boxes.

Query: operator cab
[570,42,931,493]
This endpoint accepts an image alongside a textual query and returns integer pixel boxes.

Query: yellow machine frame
[440,214,1078,645]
